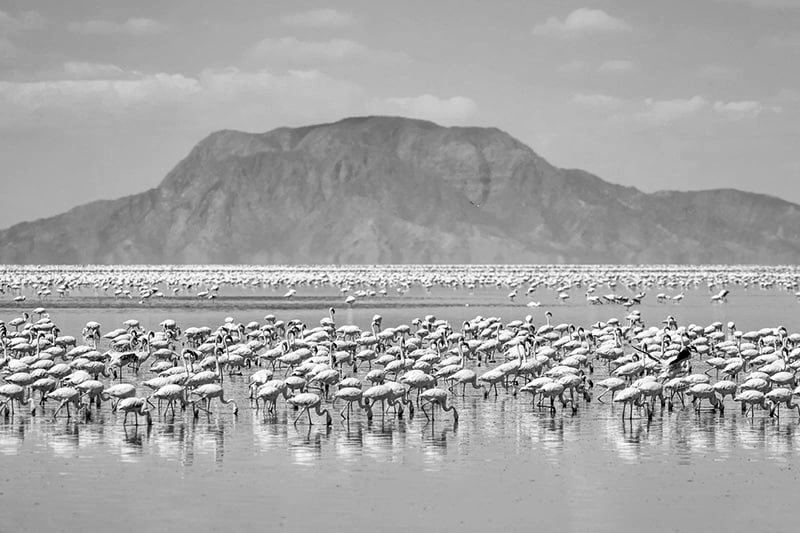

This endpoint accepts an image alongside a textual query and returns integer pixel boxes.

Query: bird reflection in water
[530,415,567,458]
[0,416,29,455]
[150,418,196,465]
[770,421,799,456]
[49,420,81,458]
[118,424,150,462]
[253,412,292,453]
[191,417,228,465]
[421,420,456,470]
[361,418,405,462]
[335,420,365,461]
[288,424,331,466]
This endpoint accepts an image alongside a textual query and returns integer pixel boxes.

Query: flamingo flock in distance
[0,263,798,308]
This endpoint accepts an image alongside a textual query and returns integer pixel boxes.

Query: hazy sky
[1,0,799,229]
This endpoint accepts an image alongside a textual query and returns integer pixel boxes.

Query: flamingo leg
[293,407,307,426]
[193,400,211,414]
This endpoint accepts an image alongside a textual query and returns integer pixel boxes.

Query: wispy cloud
[0,10,45,32]
[533,8,631,38]
[248,36,406,64]
[369,94,478,125]
[0,67,363,128]
[635,96,708,124]
[713,100,782,118]
[598,60,634,73]
[62,61,128,80]
[67,18,169,36]
[280,8,356,28]
[573,93,623,108]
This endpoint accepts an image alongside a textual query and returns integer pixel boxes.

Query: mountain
[1,115,799,264]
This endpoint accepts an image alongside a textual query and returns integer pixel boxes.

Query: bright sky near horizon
[1,0,799,229]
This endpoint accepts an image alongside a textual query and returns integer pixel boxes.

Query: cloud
[635,96,707,124]
[67,18,168,36]
[0,67,363,130]
[368,94,478,125]
[713,100,781,119]
[0,10,46,31]
[598,59,634,73]
[62,61,128,80]
[533,8,631,38]
[0,74,200,116]
[248,36,405,64]
[280,8,356,28]
[573,93,622,107]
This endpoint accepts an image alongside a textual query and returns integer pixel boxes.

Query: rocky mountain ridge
[1,116,798,264]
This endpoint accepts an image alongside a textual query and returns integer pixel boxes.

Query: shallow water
[2,280,800,532]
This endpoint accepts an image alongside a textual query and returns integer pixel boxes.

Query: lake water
[2,267,799,532]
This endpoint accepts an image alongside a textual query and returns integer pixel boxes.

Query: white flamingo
[419,388,458,423]
[287,392,332,426]
[117,397,152,426]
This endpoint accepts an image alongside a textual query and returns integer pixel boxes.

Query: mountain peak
[1,116,799,264]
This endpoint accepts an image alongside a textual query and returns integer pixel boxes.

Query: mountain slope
[1,116,799,264]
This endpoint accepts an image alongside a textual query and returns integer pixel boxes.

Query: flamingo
[116,397,152,426]
[0,383,36,416]
[399,369,436,405]
[766,388,800,418]
[614,386,645,420]
[419,388,458,423]
[595,377,626,403]
[538,382,577,414]
[254,380,290,415]
[286,392,332,426]
[332,387,371,420]
[102,383,137,411]
[190,383,239,416]
[734,390,771,418]
[519,376,554,405]
[47,386,86,419]
[687,383,724,413]
[149,384,186,416]
[478,367,510,398]
[248,369,275,398]
[362,384,400,420]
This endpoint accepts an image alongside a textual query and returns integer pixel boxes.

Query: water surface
[2,272,799,532]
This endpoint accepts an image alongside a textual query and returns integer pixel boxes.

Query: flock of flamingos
[2,265,800,433]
